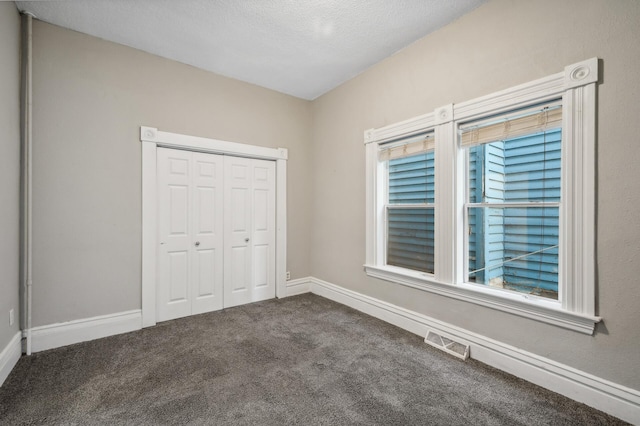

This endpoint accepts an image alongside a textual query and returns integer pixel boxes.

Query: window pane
[468,206,558,300]
[468,129,561,204]
[387,208,434,273]
[389,152,434,204]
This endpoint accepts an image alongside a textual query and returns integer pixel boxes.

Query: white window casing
[364,58,599,334]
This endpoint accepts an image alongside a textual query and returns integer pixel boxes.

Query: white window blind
[379,133,435,161]
[460,103,562,148]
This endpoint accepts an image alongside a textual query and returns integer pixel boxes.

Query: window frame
[364,58,599,334]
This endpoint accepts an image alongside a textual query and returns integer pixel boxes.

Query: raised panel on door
[251,160,276,302]
[191,152,224,314]
[224,156,253,308]
[157,148,192,321]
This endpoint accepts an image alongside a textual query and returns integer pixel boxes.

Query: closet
[156,147,275,322]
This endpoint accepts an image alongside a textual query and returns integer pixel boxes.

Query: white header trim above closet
[141,126,288,160]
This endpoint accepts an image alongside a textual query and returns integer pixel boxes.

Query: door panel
[158,149,192,321]
[224,157,275,307]
[168,251,189,301]
[169,186,189,235]
[158,148,223,321]
[191,152,224,314]
[195,187,214,233]
[231,189,249,233]
[195,249,215,295]
[254,189,268,231]
[251,161,276,302]
[224,157,253,308]
[253,244,268,288]
[231,247,248,291]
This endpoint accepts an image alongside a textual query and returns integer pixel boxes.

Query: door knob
[245,238,250,242]
[195,241,200,246]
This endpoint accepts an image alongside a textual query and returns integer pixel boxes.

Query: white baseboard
[283,277,312,297]
[0,332,22,387]
[29,310,142,353]
[307,276,640,425]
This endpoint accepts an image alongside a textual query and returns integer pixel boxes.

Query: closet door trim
[140,126,288,327]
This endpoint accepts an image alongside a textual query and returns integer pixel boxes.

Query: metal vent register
[424,330,470,360]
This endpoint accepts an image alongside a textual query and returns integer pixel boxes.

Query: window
[364,58,599,334]
[381,133,435,273]
[462,103,562,300]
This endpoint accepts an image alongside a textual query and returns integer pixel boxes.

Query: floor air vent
[424,330,470,360]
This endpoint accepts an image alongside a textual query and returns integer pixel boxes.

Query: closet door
[157,148,223,322]
[251,160,276,303]
[190,152,224,315]
[224,157,276,308]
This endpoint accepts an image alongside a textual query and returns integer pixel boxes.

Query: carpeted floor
[0,294,627,425]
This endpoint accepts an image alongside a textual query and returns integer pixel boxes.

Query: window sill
[363,264,601,335]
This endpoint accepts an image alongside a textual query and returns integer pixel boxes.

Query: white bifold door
[157,148,276,322]
[224,156,276,308]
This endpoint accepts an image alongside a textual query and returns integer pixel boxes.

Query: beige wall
[31,21,312,326]
[0,3,21,351]
[311,0,640,390]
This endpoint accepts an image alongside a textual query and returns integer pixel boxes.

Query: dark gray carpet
[0,294,626,425]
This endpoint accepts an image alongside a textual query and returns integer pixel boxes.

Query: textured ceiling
[15,0,485,100]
